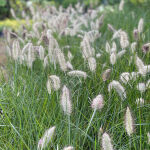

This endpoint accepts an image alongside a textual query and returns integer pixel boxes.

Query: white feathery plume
[46,78,52,94]
[130,72,139,81]
[119,0,125,11]
[63,146,74,150]
[91,95,104,110]
[117,50,126,58]
[111,42,117,53]
[124,107,134,136]
[60,85,72,116]
[12,40,21,60]
[136,98,144,105]
[138,18,144,33]
[112,29,121,40]
[49,75,61,91]
[106,42,111,53]
[131,42,137,53]
[108,80,126,100]
[67,70,87,79]
[107,24,116,32]
[37,126,56,150]
[43,55,49,68]
[22,43,32,54]
[120,72,130,84]
[110,52,116,65]
[135,56,150,76]
[39,46,45,60]
[137,83,146,93]
[80,36,95,59]
[96,53,101,58]
[67,61,73,70]
[56,49,67,72]
[26,43,35,68]
[88,57,97,72]
[120,31,129,49]
[102,132,114,150]
[67,51,73,62]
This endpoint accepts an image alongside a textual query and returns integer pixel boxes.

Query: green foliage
[0,0,6,7]
[130,0,148,4]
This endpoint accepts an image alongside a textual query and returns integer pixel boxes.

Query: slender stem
[82,109,97,146]
[139,107,142,150]
[68,115,71,145]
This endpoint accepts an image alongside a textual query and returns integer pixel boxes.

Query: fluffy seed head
[133,29,139,41]
[39,45,45,60]
[120,31,129,49]
[67,70,87,79]
[91,95,104,110]
[138,18,144,33]
[88,57,97,72]
[63,146,74,150]
[108,80,126,100]
[38,126,56,150]
[120,72,130,84]
[61,85,72,116]
[124,107,134,136]
[102,132,114,150]
[49,75,61,91]
[137,83,146,93]
[102,69,111,81]
[110,52,116,65]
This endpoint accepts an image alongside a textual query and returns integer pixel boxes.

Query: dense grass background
[0,3,150,150]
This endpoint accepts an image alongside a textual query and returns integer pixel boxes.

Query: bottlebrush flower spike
[107,24,116,33]
[120,72,130,84]
[117,50,126,58]
[67,51,73,62]
[67,70,87,79]
[56,49,67,72]
[120,31,129,49]
[131,42,137,53]
[91,95,104,111]
[119,0,124,11]
[12,40,21,60]
[110,52,116,65]
[49,75,61,91]
[67,61,73,70]
[142,43,150,53]
[124,107,134,136]
[38,126,56,150]
[102,132,114,150]
[133,29,139,41]
[137,83,146,93]
[138,18,144,33]
[106,42,111,53]
[39,46,45,60]
[63,146,74,150]
[88,57,97,72]
[60,85,72,116]
[108,80,126,100]
[46,78,52,94]
[102,69,111,81]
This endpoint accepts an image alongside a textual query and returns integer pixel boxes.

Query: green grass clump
[0,3,150,150]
